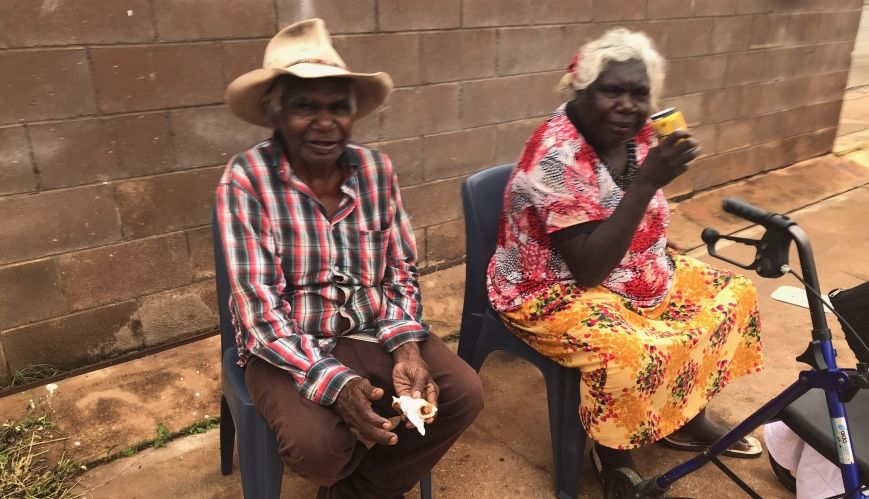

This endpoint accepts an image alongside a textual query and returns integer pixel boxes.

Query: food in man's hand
[392,395,438,436]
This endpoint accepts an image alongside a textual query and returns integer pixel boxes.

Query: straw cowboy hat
[226,18,393,128]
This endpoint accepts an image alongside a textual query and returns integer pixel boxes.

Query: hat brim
[226,64,393,128]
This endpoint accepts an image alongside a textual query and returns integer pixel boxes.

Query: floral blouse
[487,104,674,312]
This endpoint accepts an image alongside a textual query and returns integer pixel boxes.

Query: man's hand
[392,342,439,427]
[333,378,397,446]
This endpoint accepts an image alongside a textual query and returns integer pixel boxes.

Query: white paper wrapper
[392,396,437,436]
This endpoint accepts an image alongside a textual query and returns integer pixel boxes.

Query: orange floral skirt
[499,254,763,449]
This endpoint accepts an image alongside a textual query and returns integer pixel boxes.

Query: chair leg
[554,371,586,499]
[220,395,235,476]
[419,470,433,499]
[236,410,283,499]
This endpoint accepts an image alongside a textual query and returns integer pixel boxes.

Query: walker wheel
[768,452,797,493]
[604,467,644,499]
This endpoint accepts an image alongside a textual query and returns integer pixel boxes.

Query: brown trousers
[245,336,484,499]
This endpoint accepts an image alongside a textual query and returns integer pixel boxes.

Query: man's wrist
[391,341,421,362]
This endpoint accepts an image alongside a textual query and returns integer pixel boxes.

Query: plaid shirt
[216,136,428,406]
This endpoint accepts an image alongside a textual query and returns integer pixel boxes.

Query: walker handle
[722,197,773,226]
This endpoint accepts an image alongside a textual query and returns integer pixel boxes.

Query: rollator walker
[608,197,869,499]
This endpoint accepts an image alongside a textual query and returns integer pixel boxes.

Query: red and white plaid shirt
[216,136,427,405]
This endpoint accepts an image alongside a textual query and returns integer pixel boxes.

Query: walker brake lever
[701,227,792,278]
[701,228,760,271]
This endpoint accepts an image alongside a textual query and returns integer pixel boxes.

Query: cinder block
[0,259,68,330]
[370,137,424,186]
[735,0,774,14]
[690,124,719,157]
[661,58,687,98]
[681,54,727,93]
[761,47,814,82]
[462,0,533,27]
[223,39,269,85]
[413,228,426,268]
[752,140,791,172]
[0,185,121,265]
[497,26,575,76]
[0,0,153,47]
[2,302,142,372]
[460,76,534,128]
[709,16,751,53]
[426,219,465,266]
[171,106,269,169]
[275,0,375,34]
[422,127,496,181]
[665,19,715,58]
[90,44,224,113]
[693,0,736,16]
[0,126,36,195]
[352,110,383,144]
[725,51,767,87]
[716,119,755,152]
[593,0,647,21]
[662,164,695,198]
[153,0,274,41]
[115,167,224,239]
[533,0,593,24]
[647,0,690,20]
[381,84,460,140]
[525,72,566,117]
[402,177,464,228]
[749,14,787,49]
[753,112,784,144]
[701,87,741,124]
[0,345,10,386]
[30,113,174,189]
[138,282,218,346]
[333,33,420,87]
[807,71,848,104]
[420,30,496,83]
[0,49,96,125]
[495,119,540,165]
[58,233,193,311]
[186,226,216,280]
[378,0,460,31]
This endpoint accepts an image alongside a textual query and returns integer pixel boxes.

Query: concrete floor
[36,152,864,499]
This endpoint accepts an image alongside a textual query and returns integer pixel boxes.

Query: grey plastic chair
[213,208,433,498]
[458,165,588,499]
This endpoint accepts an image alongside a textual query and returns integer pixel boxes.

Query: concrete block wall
[0,0,862,380]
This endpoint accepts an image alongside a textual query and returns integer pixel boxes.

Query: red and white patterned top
[487,104,674,312]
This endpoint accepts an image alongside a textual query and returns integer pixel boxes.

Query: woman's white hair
[558,28,666,108]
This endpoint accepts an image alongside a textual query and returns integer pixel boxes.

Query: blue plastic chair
[213,209,433,498]
[458,165,588,499]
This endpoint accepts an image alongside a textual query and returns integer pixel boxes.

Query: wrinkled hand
[392,343,439,428]
[638,130,700,190]
[334,378,397,446]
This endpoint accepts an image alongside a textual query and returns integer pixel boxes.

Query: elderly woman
[217,19,482,498]
[487,28,764,485]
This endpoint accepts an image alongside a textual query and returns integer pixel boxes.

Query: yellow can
[650,107,687,141]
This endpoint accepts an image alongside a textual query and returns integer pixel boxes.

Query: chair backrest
[460,164,515,319]
[212,208,237,355]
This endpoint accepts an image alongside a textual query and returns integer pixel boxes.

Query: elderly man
[217,18,483,498]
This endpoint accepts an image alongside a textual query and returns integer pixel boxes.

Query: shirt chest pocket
[346,228,391,287]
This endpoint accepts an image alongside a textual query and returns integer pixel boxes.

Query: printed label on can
[832,417,855,465]
[650,107,687,141]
